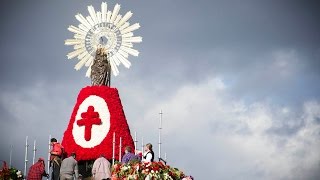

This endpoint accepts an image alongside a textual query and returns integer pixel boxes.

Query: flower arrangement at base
[0,161,23,180]
[111,161,190,180]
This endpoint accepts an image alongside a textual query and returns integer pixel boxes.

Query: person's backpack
[52,143,65,160]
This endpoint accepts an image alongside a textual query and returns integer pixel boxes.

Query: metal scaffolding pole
[32,140,37,165]
[158,110,163,160]
[24,136,29,177]
[47,135,51,180]
[112,132,115,165]
[119,137,122,161]
[134,131,137,155]
[9,145,13,168]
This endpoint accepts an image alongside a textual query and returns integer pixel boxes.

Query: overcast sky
[1,0,320,179]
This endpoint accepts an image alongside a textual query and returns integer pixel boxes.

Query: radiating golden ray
[86,16,95,27]
[121,23,140,34]
[122,42,133,48]
[118,49,129,58]
[106,11,112,23]
[88,6,98,24]
[110,4,120,23]
[96,11,102,23]
[115,53,131,68]
[75,53,91,70]
[123,37,142,43]
[65,39,82,46]
[101,2,107,22]
[74,44,85,50]
[75,14,91,29]
[85,57,93,67]
[77,51,87,59]
[120,46,139,56]
[113,15,122,25]
[119,22,130,31]
[122,32,133,38]
[117,11,132,27]
[74,34,85,40]
[67,48,86,59]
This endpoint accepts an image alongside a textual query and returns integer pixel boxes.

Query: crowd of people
[27,138,155,180]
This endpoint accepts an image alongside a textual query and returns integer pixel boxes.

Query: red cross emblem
[77,106,102,141]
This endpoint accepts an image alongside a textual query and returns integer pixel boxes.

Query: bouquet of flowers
[111,161,189,180]
[0,161,23,180]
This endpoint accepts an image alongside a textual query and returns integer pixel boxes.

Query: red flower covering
[111,162,186,180]
[61,86,134,161]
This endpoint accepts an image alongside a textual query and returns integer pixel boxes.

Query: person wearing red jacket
[50,138,64,180]
[27,158,49,180]
[50,138,64,158]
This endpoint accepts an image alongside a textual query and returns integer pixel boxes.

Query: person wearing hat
[27,158,49,180]
[60,152,79,180]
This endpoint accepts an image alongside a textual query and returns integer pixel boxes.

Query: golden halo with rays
[65,2,142,77]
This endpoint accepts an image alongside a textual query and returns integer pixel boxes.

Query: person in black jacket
[142,143,154,162]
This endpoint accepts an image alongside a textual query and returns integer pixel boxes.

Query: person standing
[92,154,111,180]
[60,152,79,180]
[27,158,49,180]
[50,138,64,180]
[142,143,154,163]
[121,146,138,164]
